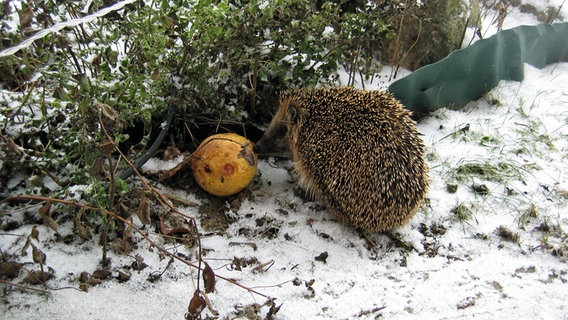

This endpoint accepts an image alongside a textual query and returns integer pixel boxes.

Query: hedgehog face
[253,99,299,158]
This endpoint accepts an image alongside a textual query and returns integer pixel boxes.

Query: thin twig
[0,279,50,295]
[0,194,270,299]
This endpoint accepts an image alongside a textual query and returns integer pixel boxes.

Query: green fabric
[388,23,568,113]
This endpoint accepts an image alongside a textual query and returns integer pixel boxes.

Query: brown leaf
[112,237,133,254]
[6,138,22,156]
[116,270,131,283]
[0,261,24,279]
[31,243,46,265]
[21,226,41,257]
[99,138,115,156]
[98,103,120,122]
[314,251,329,263]
[89,157,106,180]
[22,270,53,285]
[20,237,31,257]
[135,192,152,225]
[159,216,172,235]
[187,290,206,318]
[76,208,92,240]
[238,141,257,167]
[39,202,50,218]
[202,262,216,293]
[159,216,192,236]
[91,269,112,280]
[39,203,58,232]
[30,225,39,240]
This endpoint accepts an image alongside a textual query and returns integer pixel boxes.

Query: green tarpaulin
[388,23,568,113]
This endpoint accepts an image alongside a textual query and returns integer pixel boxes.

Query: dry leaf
[112,237,133,254]
[30,225,39,240]
[0,261,24,279]
[202,262,216,293]
[20,226,38,257]
[314,251,329,263]
[21,237,31,257]
[113,223,134,253]
[79,283,89,292]
[22,270,53,285]
[89,157,106,180]
[116,270,131,282]
[39,202,50,218]
[187,290,206,318]
[159,216,172,235]
[76,208,92,240]
[6,138,22,156]
[98,103,120,122]
[31,243,46,265]
[39,203,58,232]
[159,216,192,236]
[91,269,112,280]
[238,141,256,167]
[78,271,90,283]
[135,192,152,225]
[99,138,115,156]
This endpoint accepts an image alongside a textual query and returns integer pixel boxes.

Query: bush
[178,0,393,119]
[1,0,472,201]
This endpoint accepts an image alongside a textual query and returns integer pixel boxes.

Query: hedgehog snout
[252,121,293,158]
[252,137,273,155]
[252,135,293,158]
[252,142,263,154]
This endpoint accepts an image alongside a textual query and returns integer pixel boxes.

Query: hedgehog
[253,87,428,232]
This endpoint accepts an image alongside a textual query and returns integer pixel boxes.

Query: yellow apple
[192,133,258,197]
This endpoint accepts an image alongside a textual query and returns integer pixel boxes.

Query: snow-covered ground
[2,2,568,320]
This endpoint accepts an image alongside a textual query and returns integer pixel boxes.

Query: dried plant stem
[0,279,50,294]
[0,194,270,299]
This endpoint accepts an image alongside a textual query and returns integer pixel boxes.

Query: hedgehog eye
[288,104,299,123]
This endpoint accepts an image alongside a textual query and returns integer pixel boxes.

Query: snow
[2,3,568,320]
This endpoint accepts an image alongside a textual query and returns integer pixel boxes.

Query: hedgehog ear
[287,102,300,124]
